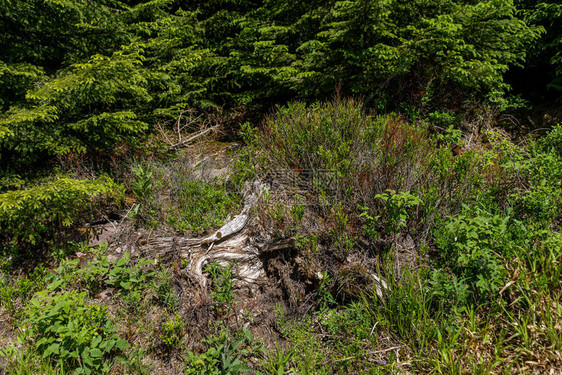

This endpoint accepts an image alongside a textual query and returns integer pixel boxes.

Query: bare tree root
[136,180,270,291]
[108,179,389,313]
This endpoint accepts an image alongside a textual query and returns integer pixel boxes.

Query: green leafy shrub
[104,255,153,294]
[205,261,236,317]
[432,122,463,147]
[488,129,562,224]
[0,176,123,254]
[327,202,356,258]
[374,189,422,236]
[160,314,186,348]
[295,234,319,255]
[433,206,513,298]
[46,253,177,312]
[409,144,487,245]
[512,183,562,223]
[0,264,47,315]
[45,257,82,290]
[21,290,130,374]
[290,200,305,224]
[153,266,179,313]
[131,164,153,201]
[185,330,255,375]
[539,124,562,156]
[359,205,379,240]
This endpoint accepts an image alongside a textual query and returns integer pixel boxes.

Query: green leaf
[90,348,102,358]
[114,339,130,350]
[43,343,60,358]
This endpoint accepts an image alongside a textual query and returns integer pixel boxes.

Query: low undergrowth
[129,155,241,235]
[0,176,123,260]
[0,100,560,374]
[239,98,562,372]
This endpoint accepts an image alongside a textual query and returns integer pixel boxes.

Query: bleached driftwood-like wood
[190,235,253,287]
[143,237,201,256]
[201,180,268,245]
[200,213,250,245]
[138,180,270,289]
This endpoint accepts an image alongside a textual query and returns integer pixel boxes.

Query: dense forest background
[1,0,561,169]
[0,1,561,374]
